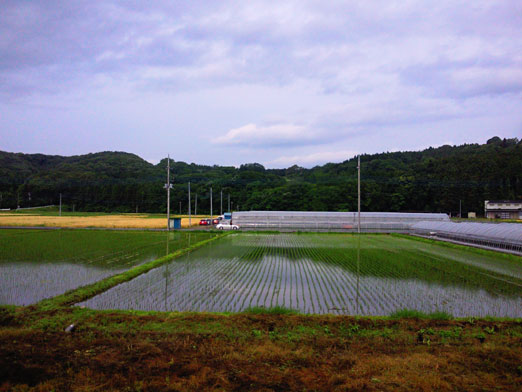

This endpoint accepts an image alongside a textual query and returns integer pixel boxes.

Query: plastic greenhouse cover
[411,221,522,244]
[233,211,449,220]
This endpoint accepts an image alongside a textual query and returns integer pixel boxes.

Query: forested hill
[1,137,520,215]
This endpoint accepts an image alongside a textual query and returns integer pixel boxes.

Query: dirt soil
[0,308,521,391]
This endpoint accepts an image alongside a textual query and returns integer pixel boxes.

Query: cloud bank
[1,0,521,167]
[213,123,319,147]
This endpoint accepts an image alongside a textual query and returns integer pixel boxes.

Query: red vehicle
[199,219,210,226]
[212,218,220,224]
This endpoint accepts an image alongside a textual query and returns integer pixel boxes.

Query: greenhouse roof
[234,211,449,220]
[411,221,522,245]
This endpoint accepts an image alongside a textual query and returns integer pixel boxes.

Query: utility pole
[228,193,230,212]
[59,193,62,217]
[188,182,191,227]
[179,201,181,214]
[357,155,361,234]
[195,193,197,216]
[459,199,462,218]
[220,190,223,215]
[164,155,173,231]
[210,187,213,217]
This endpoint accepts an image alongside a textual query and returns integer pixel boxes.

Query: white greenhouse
[410,221,522,253]
[231,211,449,232]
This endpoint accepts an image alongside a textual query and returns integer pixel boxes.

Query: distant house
[484,200,522,219]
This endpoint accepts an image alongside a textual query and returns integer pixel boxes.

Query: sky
[1,0,521,168]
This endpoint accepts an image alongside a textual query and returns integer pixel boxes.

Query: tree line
[0,137,520,216]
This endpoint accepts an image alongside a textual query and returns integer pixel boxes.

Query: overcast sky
[1,0,521,168]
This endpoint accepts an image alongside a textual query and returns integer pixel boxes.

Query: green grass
[243,306,300,315]
[389,309,454,320]
[0,206,213,219]
[0,229,217,266]
[0,206,129,217]
[451,217,522,224]
[394,233,522,264]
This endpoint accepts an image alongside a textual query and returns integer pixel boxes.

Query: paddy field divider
[34,232,230,311]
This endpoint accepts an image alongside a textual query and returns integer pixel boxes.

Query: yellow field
[0,214,205,229]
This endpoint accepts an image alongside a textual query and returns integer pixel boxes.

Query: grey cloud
[401,58,522,99]
[2,1,522,106]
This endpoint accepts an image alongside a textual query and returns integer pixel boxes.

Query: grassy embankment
[450,217,522,223]
[1,304,521,391]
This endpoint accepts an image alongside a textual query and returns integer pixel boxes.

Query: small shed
[169,218,182,229]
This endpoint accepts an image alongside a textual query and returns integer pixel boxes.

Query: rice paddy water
[0,229,218,305]
[79,233,522,317]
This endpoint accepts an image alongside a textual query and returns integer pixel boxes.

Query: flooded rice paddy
[0,229,217,305]
[80,233,522,317]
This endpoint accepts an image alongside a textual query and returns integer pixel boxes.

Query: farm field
[81,233,522,318]
[0,229,218,306]
[0,212,205,228]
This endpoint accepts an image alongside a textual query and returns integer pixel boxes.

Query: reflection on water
[0,263,129,306]
[80,234,522,317]
[165,233,169,312]
[0,229,217,306]
[356,233,360,315]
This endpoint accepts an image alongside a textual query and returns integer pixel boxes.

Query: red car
[199,219,210,226]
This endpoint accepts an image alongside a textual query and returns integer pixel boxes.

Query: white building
[484,200,522,220]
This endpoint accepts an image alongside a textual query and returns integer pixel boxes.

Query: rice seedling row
[79,233,522,317]
[0,229,218,305]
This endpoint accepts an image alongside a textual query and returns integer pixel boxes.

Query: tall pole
[59,193,62,217]
[357,155,361,234]
[356,233,360,314]
[179,201,181,214]
[459,199,462,218]
[228,193,230,212]
[188,182,191,227]
[220,190,223,215]
[210,187,213,217]
[166,155,171,231]
[195,193,197,216]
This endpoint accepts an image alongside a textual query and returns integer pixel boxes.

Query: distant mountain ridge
[1,137,520,215]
